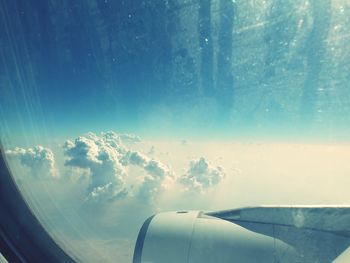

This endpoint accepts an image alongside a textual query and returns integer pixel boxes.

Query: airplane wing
[207,206,350,262]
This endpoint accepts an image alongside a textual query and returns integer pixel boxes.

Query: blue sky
[1,0,350,144]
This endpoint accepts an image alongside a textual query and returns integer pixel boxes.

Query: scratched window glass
[1,1,350,262]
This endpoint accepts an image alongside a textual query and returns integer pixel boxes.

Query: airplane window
[1,0,350,262]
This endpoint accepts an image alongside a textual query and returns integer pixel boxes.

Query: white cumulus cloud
[178,157,225,193]
[63,132,128,203]
[63,131,173,204]
[139,159,174,203]
[6,146,58,178]
[123,150,174,203]
[122,151,149,167]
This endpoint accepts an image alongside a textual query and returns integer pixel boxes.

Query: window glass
[1,0,350,262]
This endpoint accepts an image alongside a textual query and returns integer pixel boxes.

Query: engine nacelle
[133,211,300,263]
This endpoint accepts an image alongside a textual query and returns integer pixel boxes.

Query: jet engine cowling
[133,210,300,263]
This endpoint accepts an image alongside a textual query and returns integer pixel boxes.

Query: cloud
[87,183,129,203]
[144,159,171,179]
[63,132,128,203]
[63,131,173,204]
[139,159,174,203]
[123,150,174,203]
[122,151,149,167]
[148,146,155,155]
[118,133,141,143]
[5,146,58,178]
[178,157,225,193]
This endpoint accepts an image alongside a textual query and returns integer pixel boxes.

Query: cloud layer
[178,157,225,193]
[6,146,58,178]
[6,132,227,204]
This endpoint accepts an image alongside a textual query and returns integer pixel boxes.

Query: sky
[1,0,350,262]
[1,0,350,144]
